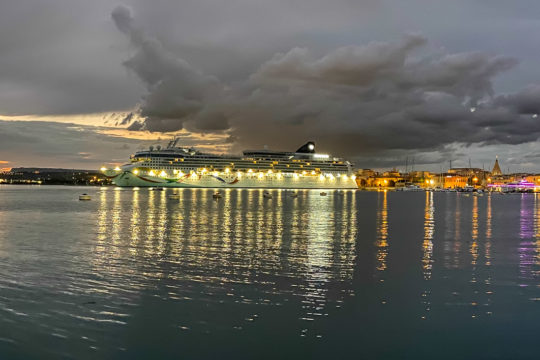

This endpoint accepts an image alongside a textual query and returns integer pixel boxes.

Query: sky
[1,0,540,172]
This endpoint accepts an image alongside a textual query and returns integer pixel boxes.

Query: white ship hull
[106,170,358,189]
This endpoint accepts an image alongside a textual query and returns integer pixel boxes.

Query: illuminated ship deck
[102,140,358,189]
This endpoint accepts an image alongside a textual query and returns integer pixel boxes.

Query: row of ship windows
[137,160,348,168]
[139,164,349,172]
[133,157,345,165]
[136,167,349,175]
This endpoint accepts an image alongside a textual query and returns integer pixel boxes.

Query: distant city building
[491,157,502,176]
[0,168,111,185]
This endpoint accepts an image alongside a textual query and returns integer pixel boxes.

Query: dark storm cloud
[111,9,540,162]
[493,84,540,115]
[111,5,228,132]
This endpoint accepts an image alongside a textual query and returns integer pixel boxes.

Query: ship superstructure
[102,140,357,189]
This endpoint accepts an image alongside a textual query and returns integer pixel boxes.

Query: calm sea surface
[1,185,540,359]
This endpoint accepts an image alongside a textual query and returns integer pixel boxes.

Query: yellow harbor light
[114,166,121,171]
[248,169,253,173]
[351,175,356,180]
[100,167,107,171]
[133,169,139,175]
[293,173,299,179]
[225,168,230,173]
[159,171,167,177]
[343,174,348,180]
[149,170,155,176]
[319,174,325,181]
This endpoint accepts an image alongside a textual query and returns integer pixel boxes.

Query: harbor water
[1,185,540,359]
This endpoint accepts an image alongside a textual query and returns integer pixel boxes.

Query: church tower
[491,156,502,176]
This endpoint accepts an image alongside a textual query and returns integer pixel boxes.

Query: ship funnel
[296,141,315,153]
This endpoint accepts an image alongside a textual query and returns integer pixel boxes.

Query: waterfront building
[492,157,503,176]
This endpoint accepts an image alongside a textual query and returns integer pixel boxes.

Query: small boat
[79,193,91,201]
[263,191,273,199]
[168,193,180,199]
[320,192,327,196]
[212,191,222,199]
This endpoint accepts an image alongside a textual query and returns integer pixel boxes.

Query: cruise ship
[102,139,358,189]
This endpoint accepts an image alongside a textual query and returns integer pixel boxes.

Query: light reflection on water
[2,186,540,359]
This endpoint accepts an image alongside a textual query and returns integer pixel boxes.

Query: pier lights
[159,170,167,177]
[351,175,356,181]
[225,168,230,173]
[258,172,264,179]
[202,168,208,173]
[277,173,282,179]
[100,167,107,171]
[319,174,325,181]
[248,169,253,173]
[149,170,156,176]
[311,170,316,175]
[114,166,121,171]
[191,172,198,179]
[293,173,299,179]
[213,171,219,176]
[133,169,139,175]
[473,177,478,184]
[429,179,435,185]
[302,170,307,175]
[267,169,273,174]
[237,171,242,178]
[178,171,184,177]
